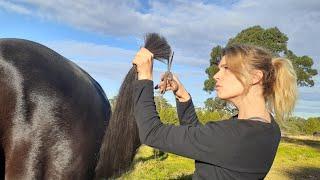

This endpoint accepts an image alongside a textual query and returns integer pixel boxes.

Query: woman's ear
[251,70,263,85]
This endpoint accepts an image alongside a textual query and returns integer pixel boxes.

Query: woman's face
[213,56,245,101]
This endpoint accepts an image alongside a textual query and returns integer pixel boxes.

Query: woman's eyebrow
[218,64,227,68]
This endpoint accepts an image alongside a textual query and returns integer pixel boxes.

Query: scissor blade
[168,51,174,72]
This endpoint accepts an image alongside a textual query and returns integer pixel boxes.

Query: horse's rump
[0,39,110,179]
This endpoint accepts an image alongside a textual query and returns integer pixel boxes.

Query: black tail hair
[95,33,172,178]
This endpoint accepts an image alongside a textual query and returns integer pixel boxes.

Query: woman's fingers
[131,48,154,80]
[155,79,169,89]
[159,80,169,91]
[160,73,166,81]
[169,79,179,92]
[171,74,181,83]
[155,79,178,92]
[155,73,183,94]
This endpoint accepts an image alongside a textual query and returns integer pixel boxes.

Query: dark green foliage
[286,50,318,87]
[227,26,288,55]
[203,25,318,112]
[303,117,320,135]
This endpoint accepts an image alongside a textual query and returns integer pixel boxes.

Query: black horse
[0,38,141,179]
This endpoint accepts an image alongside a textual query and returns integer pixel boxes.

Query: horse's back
[0,38,110,179]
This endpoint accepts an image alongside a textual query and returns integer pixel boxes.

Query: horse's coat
[0,38,113,179]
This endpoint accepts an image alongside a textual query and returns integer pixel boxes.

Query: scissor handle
[159,51,174,94]
[160,71,175,94]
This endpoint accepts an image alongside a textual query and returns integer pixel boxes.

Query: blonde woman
[132,44,297,179]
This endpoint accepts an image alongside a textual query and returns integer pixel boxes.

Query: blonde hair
[222,44,298,121]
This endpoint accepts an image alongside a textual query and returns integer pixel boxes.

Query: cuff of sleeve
[176,94,193,108]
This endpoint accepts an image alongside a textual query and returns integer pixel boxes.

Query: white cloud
[0,0,32,14]
[42,39,201,85]
[42,40,135,84]
[46,40,136,62]
[1,0,319,66]
[43,40,207,77]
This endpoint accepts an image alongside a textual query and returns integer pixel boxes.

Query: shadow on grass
[172,174,193,180]
[284,167,320,180]
[281,137,320,150]
[133,155,154,163]
[133,153,169,163]
[173,167,320,180]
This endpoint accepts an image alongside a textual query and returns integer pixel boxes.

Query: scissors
[157,51,175,94]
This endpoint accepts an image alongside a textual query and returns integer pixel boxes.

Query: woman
[132,44,297,179]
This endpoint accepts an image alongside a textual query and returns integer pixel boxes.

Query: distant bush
[196,110,231,124]
[281,117,307,135]
[157,106,233,126]
[158,107,179,125]
[281,116,320,135]
[303,117,320,135]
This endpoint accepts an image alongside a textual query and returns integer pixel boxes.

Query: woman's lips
[214,85,222,90]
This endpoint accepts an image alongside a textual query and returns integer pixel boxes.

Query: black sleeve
[175,97,201,126]
[132,80,231,165]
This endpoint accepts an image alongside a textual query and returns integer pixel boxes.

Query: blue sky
[1,0,319,118]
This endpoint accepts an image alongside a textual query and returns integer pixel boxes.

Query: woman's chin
[216,94,229,100]
[216,94,225,99]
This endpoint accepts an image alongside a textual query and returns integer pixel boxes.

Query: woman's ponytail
[270,58,298,121]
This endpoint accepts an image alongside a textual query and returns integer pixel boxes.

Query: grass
[265,136,320,180]
[118,136,320,180]
[118,147,194,179]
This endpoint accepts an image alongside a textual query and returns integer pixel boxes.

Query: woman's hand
[132,48,154,80]
[157,74,190,102]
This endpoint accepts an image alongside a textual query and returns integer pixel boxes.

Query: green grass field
[118,136,320,180]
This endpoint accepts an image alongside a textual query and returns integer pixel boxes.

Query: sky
[0,0,319,118]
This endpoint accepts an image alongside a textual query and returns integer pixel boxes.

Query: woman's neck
[232,93,271,123]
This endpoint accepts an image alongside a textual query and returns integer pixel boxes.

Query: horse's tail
[95,67,141,179]
[95,33,172,179]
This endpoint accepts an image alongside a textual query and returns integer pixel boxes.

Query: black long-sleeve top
[133,80,281,180]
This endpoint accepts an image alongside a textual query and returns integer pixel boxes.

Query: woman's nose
[213,71,220,80]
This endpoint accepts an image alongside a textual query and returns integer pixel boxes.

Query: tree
[227,26,288,55]
[303,117,320,135]
[204,25,318,111]
[154,92,178,125]
[204,97,226,112]
[286,50,318,86]
[154,92,172,110]
[203,46,223,92]
[109,95,118,111]
[204,97,238,115]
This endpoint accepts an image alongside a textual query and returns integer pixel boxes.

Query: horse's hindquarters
[0,39,110,179]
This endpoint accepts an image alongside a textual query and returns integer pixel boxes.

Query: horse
[0,38,141,179]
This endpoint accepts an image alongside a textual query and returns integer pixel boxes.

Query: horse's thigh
[4,140,33,180]
[0,146,4,180]
[45,139,92,180]
[5,139,90,180]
